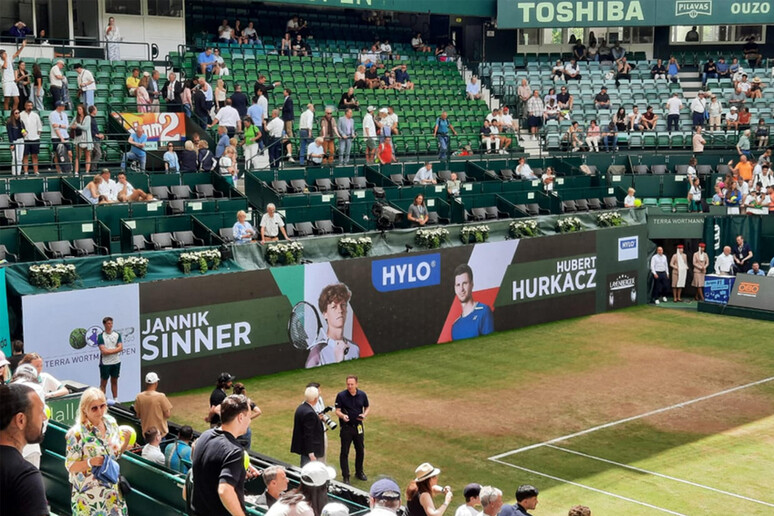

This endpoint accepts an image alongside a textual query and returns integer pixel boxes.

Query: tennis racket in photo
[288,301,325,350]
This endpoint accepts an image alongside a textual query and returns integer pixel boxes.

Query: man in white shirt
[209,98,241,137]
[266,109,285,169]
[665,93,682,132]
[306,137,325,166]
[385,106,399,135]
[413,163,436,184]
[715,246,735,275]
[98,169,119,201]
[141,427,165,465]
[21,352,69,399]
[299,103,315,166]
[74,63,97,108]
[563,59,581,81]
[363,106,377,163]
[624,187,637,207]
[1,41,25,111]
[690,91,706,129]
[49,101,71,173]
[500,107,517,133]
[466,77,481,100]
[48,60,67,107]
[516,157,537,179]
[20,100,42,175]
[454,484,481,516]
[650,247,669,304]
[116,171,153,202]
[260,203,291,243]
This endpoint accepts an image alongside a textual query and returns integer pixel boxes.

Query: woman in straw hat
[406,463,453,516]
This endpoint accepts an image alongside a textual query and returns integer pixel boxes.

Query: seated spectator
[667,56,680,83]
[542,167,556,191]
[748,77,764,99]
[616,57,632,87]
[19,352,69,399]
[586,120,601,152]
[364,65,380,89]
[651,59,666,80]
[726,106,740,130]
[702,59,717,85]
[628,106,644,131]
[556,86,573,111]
[414,163,437,184]
[551,60,564,82]
[597,39,612,62]
[613,107,628,132]
[737,74,751,95]
[756,118,769,150]
[611,41,626,61]
[572,40,587,61]
[641,105,658,130]
[466,76,482,100]
[499,107,517,133]
[126,68,140,96]
[393,64,414,90]
[743,36,762,68]
[212,49,229,77]
[594,86,611,109]
[480,120,500,153]
[381,70,398,90]
[543,99,560,122]
[306,137,325,166]
[586,41,598,61]
[353,65,368,89]
[729,57,741,77]
[446,172,461,197]
[339,88,360,110]
[217,19,235,44]
[516,157,537,179]
[286,15,308,38]
[142,427,165,465]
[292,34,308,57]
[280,33,292,56]
[164,425,193,474]
[728,87,746,106]
[738,107,752,130]
[242,21,259,44]
[379,39,394,60]
[411,32,431,53]
[716,57,730,78]
[197,48,217,77]
[116,171,153,202]
[566,121,583,151]
[491,121,511,153]
[604,120,618,151]
[9,21,32,40]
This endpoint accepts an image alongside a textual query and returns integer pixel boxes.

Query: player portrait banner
[21,284,141,401]
[110,112,186,144]
[0,268,11,356]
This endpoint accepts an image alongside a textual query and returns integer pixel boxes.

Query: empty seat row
[467,206,506,221]
[562,197,619,213]
[150,184,224,201]
[133,231,203,251]
[0,192,71,209]
[34,238,107,259]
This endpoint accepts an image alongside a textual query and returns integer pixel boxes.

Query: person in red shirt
[377,136,394,164]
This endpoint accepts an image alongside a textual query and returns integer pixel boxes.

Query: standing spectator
[665,93,682,132]
[248,91,267,138]
[164,425,193,474]
[707,95,722,130]
[134,371,172,438]
[162,142,180,172]
[15,60,31,108]
[210,98,241,138]
[407,193,429,227]
[454,484,481,516]
[517,79,531,120]
[260,203,291,243]
[499,485,539,516]
[320,108,340,165]
[121,124,148,172]
[191,394,259,516]
[563,59,581,81]
[256,466,289,510]
[214,126,230,159]
[97,316,122,400]
[733,235,753,274]
[692,243,709,301]
[363,106,377,163]
[466,76,481,100]
[136,74,151,112]
[715,246,735,274]
[74,63,96,108]
[736,130,753,160]
[670,246,689,302]
[291,385,325,466]
[214,78,227,111]
[70,104,93,176]
[651,59,666,80]
[253,74,280,99]
[667,56,680,83]
[65,387,131,516]
[282,88,295,157]
[142,427,165,465]
[231,382,261,450]
[685,26,699,42]
[20,101,41,175]
[230,83,249,118]
[692,126,706,154]
[49,100,71,173]
[162,72,183,113]
[243,117,262,170]
[650,247,670,304]
[49,60,67,105]
[406,463,453,516]
[299,103,315,166]
[7,340,25,374]
[690,92,706,128]
[335,375,370,483]
[180,140,198,171]
[0,383,49,516]
[105,17,122,60]
[1,41,25,111]
[337,109,356,165]
[6,108,25,176]
[266,109,285,169]
[207,372,234,427]
[526,91,544,140]
[198,76,214,123]
[88,105,104,166]
[31,63,43,111]
[433,111,457,160]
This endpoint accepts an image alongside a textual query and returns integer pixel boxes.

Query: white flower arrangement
[102,256,149,283]
[596,211,624,228]
[338,236,373,258]
[509,219,539,238]
[265,241,304,266]
[28,263,77,290]
[556,216,583,233]
[179,249,222,274]
[415,227,450,249]
[460,224,490,244]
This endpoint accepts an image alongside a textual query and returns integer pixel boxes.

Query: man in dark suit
[148,70,161,113]
[290,385,324,467]
[162,72,184,113]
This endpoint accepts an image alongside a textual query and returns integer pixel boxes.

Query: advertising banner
[728,274,774,311]
[0,268,10,356]
[22,284,141,401]
[496,0,774,28]
[110,112,186,143]
[703,274,735,304]
[259,0,496,16]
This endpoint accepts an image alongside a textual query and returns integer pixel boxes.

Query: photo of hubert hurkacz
[451,264,494,341]
[305,283,361,368]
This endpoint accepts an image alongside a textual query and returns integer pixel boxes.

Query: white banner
[22,284,141,402]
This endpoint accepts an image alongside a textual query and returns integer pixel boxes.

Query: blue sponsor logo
[618,236,638,261]
[372,253,441,292]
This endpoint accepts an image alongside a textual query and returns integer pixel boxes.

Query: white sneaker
[287,157,296,163]
[662,296,668,302]
[655,299,660,305]
[499,149,507,154]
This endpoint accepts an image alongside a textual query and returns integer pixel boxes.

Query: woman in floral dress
[66,387,131,516]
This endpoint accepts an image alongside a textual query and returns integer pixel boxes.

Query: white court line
[490,458,688,516]
[547,445,774,509]
[489,375,774,460]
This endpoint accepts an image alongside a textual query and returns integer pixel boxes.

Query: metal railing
[0,36,153,62]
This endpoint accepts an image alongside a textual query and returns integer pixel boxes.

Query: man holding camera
[291,385,324,466]
[335,375,370,484]
[308,382,336,463]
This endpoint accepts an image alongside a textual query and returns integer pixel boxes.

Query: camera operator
[308,382,336,463]
[335,375,370,484]
[291,385,324,467]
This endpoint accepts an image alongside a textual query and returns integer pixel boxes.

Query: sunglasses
[89,403,107,412]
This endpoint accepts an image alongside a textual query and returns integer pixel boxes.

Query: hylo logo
[372,253,441,292]
[618,236,638,262]
[675,1,712,17]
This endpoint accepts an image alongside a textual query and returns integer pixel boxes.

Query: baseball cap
[379,108,388,114]
[463,483,482,499]
[601,86,607,90]
[15,364,38,381]
[370,478,402,500]
[300,461,336,486]
[145,372,160,384]
[367,106,375,112]
[321,503,349,516]
[0,351,9,369]
[730,106,738,110]
[502,107,509,112]
[55,100,65,107]
[218,372,235,383]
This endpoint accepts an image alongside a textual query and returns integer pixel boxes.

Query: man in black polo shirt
[191,394,258,516]
[335,375,370,484]
[208,372,234,427]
